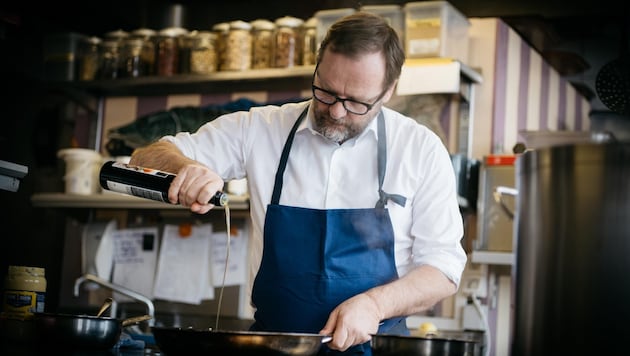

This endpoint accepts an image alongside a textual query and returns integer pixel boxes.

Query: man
[130,12,466,354]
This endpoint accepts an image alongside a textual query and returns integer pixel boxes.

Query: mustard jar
[3,266,47,320]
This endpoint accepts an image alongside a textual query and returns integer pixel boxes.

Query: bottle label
[3,290,46,320]
[105,180,169,203]
[111,161,172,178]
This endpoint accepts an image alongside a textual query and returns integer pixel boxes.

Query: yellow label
[3,290,45,320]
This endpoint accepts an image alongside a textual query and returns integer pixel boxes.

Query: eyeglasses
[311,84,388,115]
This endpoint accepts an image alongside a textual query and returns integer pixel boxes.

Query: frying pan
[152,327,331,356]
[370,333,482,356]
[33,312,152,350]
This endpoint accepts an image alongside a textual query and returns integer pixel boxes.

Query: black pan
[152,327,331,356]
[33,312,152,350]
[370,333,482,356]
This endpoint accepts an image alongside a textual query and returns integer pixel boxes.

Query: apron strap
[271,106,309,205]
[376,113,407,209]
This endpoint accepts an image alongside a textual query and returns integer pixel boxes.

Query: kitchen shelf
[471,250,514,265]
[31,192,249,210]
[56,65,316,96]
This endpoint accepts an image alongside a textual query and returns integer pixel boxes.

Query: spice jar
[155,27,188,76]
[189,31,218,74]
[223,20,252,71]
[273,16,303,68]
[302,17,318,66]
[99,40,121,79]
[130,28,157,76]
[212,22,230,71]
[250,19,275,69]
[3,266,47,321]
[76,36,101,81]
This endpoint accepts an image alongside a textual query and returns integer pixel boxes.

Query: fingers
[169,164,224,213]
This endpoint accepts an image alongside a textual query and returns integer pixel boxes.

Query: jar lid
[159,27,189,37]
[82,36,102,45]
[212,22,230,32]
[131,28,157,38]
[251,19,276,31]
[8,265,45,276]
[229,20,252,31]
[304,17,318,28]
[104,29,130,40]
[275,16,304,28]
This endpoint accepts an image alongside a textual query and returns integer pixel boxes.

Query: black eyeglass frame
[311,71,389,115]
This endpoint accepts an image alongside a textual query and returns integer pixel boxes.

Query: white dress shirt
[162,100,466,290]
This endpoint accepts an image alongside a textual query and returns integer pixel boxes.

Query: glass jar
[104,29,130,44]
[302,17,318,66]
[250,19,275,69]
[273,16,303,68]
[178,31,194,74]
[130,28,157,76]
[212,22,230,71]
[120,38,146,78]
[76,36,101,81]
[3,266,47,321]
[189,31,218,74]
[99,39,121,79]
[223,20,252,71]
[155,27,188,76]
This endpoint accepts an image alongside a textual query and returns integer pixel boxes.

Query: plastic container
[3,266,47,321]
[57,148,103,195]
[251,19,275,69]
[360,4,404,43]
[273,16,303,68]
[314,8,356,49]
[403,1,470,62]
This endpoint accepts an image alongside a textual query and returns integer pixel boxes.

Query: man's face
[311,50,392,144]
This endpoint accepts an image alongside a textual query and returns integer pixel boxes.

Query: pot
[152,327,331,356]
[33,312,152,350]
[371,333,482,356]
[511,142,630,355]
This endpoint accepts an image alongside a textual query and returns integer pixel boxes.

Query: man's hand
[319,293,383,351]
[170,163,225,214]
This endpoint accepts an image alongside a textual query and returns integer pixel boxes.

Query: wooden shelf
[31,192,249,210]
[471,250,514,265]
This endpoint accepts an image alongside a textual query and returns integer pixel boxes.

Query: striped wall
[469,18,591,158]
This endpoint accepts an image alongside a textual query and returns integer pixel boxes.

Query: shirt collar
[300,100,380,145]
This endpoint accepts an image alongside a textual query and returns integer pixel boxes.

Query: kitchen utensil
[511,142,630,356]
[371,333,482,356]
[152,327,331,356]
[95,297,113,317]
[33,312,152,350]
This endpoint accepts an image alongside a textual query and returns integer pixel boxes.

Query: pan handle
[121,314,153,327]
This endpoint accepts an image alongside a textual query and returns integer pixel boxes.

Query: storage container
[76,36,101,81]
[155,27,188,76]
[359,4,404,44]
[42,32,86,81]
[273,16,303,68]
[212,22,230,71]
[314,8,355,48]
[250,19,275,69]
[302,17,318,66]
[120,37,146,78]
[98,39,121,79]
[130,28,157,76]
[189,31,218,74]
[403,1,470,62]
[224,20,252,71]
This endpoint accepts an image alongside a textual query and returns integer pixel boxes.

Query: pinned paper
[211,228,247,287]
[153,224,214,304]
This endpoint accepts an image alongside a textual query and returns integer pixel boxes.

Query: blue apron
[251,106,409,355]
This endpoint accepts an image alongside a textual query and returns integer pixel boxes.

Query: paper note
[111,227,159,302]
[211,228,247,287]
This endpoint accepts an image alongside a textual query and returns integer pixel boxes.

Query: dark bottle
[99,161,228,206]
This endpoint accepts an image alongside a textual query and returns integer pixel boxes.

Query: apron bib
[251,106,408,354]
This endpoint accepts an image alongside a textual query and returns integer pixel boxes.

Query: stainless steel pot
[152,327,331,356]
[511,142,630,356]
[33,312,152,350]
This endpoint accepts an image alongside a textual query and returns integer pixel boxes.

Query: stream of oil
[215,202,230,331]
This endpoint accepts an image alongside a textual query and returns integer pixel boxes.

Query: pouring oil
[215,202,230,331]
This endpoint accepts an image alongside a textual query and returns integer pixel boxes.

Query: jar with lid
[76,36,101,81]
[120,37,147,78]
[178,31,195,74]
[3,266,47,321]
[189,31,218,74]
[155,27,188,76]
[103,29,130,44]
[250,19,275,69]
[273,16,304,68]
[223,20,252,71]
[99,39,121,79]
[130,28,157,76]
[302,17,318,66]
[212,22,230,71]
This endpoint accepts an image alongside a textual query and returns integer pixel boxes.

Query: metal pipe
[74,273,155,326]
